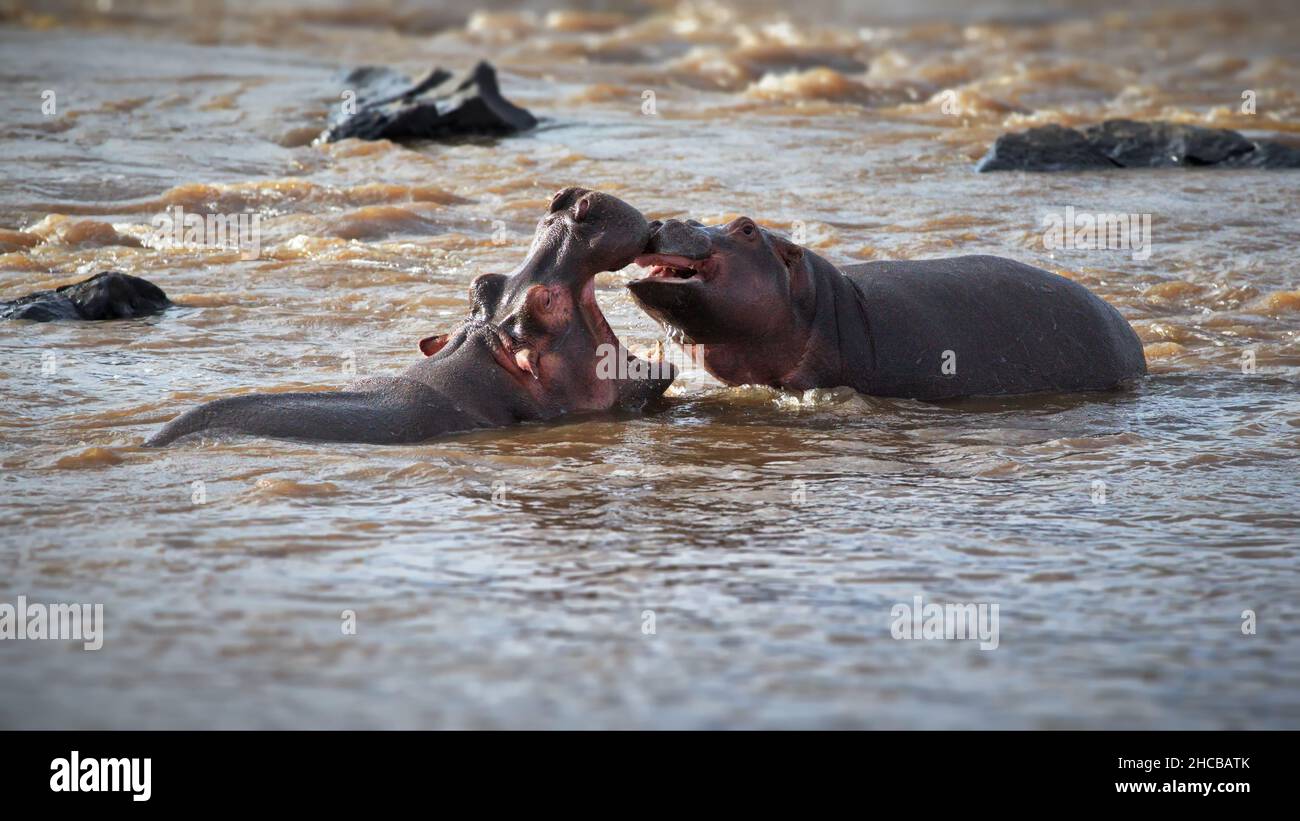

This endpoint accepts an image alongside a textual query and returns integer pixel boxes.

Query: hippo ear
[769,233,813,306]
[469,273,507,319]
[418,333,449,357]
[769,232,804,269]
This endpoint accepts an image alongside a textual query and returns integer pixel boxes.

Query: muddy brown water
[1,1,1297,728]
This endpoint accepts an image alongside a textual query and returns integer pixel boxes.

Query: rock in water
[976,124,1115,172]
[976,119,1300,171]
[1083,120,1254,167]
[1234,140,1300,168]
[1,272,171,321]
[323,61,537,143]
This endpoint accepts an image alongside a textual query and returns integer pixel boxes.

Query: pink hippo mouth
[577,275,677,400]
[627,253,725,346]
[633,253,711,282]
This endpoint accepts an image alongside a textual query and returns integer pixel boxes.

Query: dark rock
[1223,139,1300,168]
[335,66,436,104]
[977,119,1300,171]
[1081,120,1254,167]
[1,272,171,321]
[975,123,1115,172]
[1172,125,1256,165]
[323,61,537,143]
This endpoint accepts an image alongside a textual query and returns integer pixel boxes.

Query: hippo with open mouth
[146,188,672,446]
[628,217,1145,400]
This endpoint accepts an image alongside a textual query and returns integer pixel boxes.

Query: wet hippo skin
[146,189,672,446]
[629,217,1146,400]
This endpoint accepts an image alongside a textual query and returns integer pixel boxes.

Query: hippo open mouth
[576,273,675,396]
[626,215,720,344]
[627,249,719,344]
[146,187,675,448]
[633,254,709,281]
[487,277,666,397]
[443,188,676,406]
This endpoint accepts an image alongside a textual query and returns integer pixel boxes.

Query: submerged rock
[977,119,1300,171]
[323,61,537,143]
[1,272,171,321]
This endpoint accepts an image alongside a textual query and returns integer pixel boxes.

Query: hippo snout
[645,219,712,260]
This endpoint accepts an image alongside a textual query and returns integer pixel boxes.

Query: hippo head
[421,188,676,413]
[417,283,597,409]
[627,217,811,346]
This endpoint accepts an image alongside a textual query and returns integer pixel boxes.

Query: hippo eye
[736,219,756,237]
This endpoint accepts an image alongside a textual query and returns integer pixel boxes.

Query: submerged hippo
[629,217,1145,400]
[146,188,672,446]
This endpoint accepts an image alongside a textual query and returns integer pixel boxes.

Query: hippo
[628,217,1146,400]
[1,272,170,321]
[146,188,672,446]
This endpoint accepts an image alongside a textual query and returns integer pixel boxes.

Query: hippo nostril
[498,326,523,351]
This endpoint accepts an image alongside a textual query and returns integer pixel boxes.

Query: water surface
[1,0,1297,728]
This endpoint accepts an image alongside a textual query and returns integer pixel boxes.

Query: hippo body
[630,217,1145,400]
[147,189,671,446]
[836,256,1146,399]
[147,326,541,446]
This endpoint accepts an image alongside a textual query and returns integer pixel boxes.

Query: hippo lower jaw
[576,276,677,407]
[627,253,719,346]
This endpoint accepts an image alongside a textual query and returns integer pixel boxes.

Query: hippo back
[840,255,1146,400]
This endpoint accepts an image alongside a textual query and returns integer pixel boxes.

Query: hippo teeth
[636,254,704,280]
[514,348,538,378]
[650,265,695,279]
